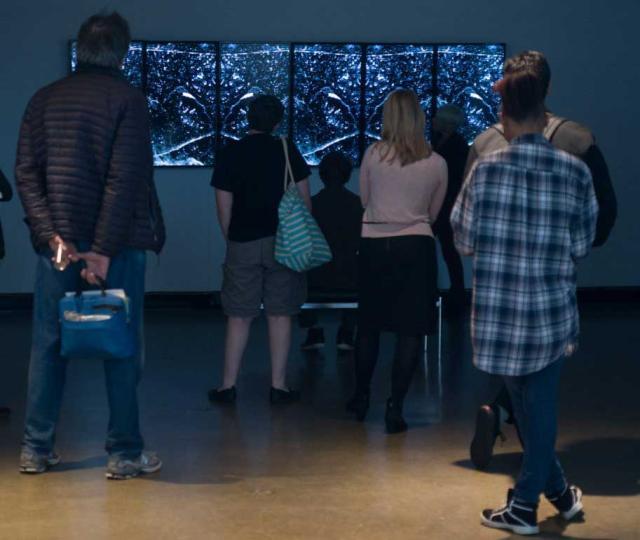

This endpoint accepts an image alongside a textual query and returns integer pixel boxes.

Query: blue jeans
[503,358,568,504]
[23,247,146,459]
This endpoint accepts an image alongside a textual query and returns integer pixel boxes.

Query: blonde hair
[378,89,432,166]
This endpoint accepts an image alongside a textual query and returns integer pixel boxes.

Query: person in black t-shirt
[209,95,312,405]
[431,105,468,316]
[299,152,362,352]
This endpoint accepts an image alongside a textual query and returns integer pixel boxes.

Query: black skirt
[357,235,438,336]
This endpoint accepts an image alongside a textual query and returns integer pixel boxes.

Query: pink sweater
[360,143,448,238]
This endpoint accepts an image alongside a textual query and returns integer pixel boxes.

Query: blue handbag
[59,281,136,360]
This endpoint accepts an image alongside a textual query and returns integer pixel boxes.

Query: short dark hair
[247,95,284,133]
[76,12,131,69]
[319,152,353,186]
[494,70,546,123]
[503,50,551,98]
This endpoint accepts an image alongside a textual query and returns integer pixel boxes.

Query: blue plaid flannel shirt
[451,133,598,376]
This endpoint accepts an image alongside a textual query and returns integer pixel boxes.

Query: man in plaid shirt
[451,56,598,535]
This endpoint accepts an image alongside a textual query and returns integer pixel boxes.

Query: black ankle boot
[385,398,407,434]
[346,391,370,422]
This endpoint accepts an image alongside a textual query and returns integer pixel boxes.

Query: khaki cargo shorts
[221,236,307,318]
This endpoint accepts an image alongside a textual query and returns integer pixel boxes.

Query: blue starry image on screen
[365,44,434,145]
[220,43,290,144]
[293,44,362,166]
[437,44,504,144]
[70,41,143,88]
[146,42,217,166]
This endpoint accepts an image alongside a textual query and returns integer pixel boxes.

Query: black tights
[354,330,422,406]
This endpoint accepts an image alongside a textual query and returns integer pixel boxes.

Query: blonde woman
[347,89,447,433]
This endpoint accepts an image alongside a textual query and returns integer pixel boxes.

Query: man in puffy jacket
[15,12,165,479]
[465,50,617,471]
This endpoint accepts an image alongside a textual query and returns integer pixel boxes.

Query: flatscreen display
[220,43,290,144]
[365,44,435,146]
[70,41,144,88]
[69,41,505,166]
[436,44,504,144]
[293,43,362,166]
[146,42,217,166]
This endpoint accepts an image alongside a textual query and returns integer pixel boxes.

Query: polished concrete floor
[0,303,638,540]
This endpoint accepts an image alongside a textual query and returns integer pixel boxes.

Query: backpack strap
[280,136,295,191]
[544,115,568,142]
[491,124,505,137]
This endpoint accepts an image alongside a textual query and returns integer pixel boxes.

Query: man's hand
[73,251,110,286]
[48,235,77,270]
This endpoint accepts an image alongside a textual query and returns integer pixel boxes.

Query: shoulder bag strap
[544,116,568,142]
[280,136,295,191]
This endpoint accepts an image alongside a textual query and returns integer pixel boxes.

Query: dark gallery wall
[0,0,637,293]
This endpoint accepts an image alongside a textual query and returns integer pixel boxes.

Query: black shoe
[385,398,408,434]
[470,404,504,470]
[336,326,355,351]
[346,391,369,422]
[481,489,539,536]
[301,328,325,351]
[547,485,584,520]
[270,387,300,404]
[208,386,236,404]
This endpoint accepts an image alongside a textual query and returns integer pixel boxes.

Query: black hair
[319,152,353,186]
[503,50,551,99]
[77,12,131,69]
[247,95,285,133]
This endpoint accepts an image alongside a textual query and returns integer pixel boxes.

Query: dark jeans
[503,359,568,504]
[23,247,146,459]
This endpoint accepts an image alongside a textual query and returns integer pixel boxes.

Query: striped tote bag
[275,137,332,272]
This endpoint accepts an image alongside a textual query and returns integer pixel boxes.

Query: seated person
[300,152,362,351]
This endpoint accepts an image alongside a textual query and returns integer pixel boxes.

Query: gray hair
[76,12,131,69]
[434,104,466,130]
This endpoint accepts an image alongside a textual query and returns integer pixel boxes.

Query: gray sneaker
[19,449,61,474]
[105,451,162,480]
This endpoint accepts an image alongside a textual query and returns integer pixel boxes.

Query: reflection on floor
[0,304,638,539]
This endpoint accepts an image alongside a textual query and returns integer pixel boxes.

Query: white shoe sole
[19,455,60,474]
[480,513,539,536]
[562,500,584,520]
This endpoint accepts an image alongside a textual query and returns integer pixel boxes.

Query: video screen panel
[436,44,504,144]
[220,43,290,144]
[293,43,362,166]
[365,44,435,146]
[70,41,143,88]
[68,40,505,166]
[145,42,218,166]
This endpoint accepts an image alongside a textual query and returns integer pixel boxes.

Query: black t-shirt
[308,186,363,292]
[212,134,311,242]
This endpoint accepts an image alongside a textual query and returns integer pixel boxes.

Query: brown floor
[0,304,638,540]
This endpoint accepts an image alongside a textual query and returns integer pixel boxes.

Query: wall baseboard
[0,288,638,312]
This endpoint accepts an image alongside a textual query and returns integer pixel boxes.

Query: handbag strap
[280,136,295,191]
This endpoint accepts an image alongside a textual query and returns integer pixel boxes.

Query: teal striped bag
[275,137,332,272]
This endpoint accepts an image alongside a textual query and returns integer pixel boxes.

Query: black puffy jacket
[15,64,165,256]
